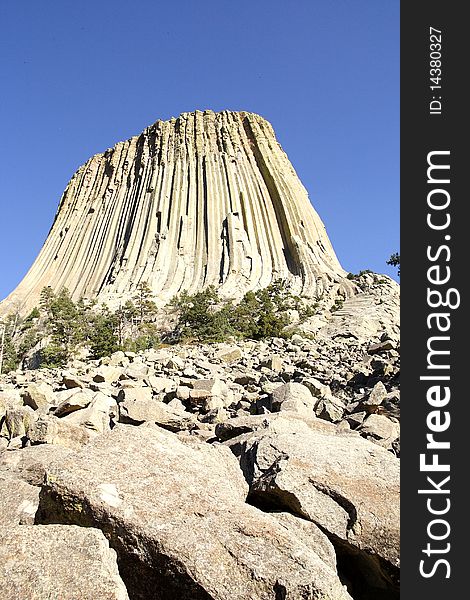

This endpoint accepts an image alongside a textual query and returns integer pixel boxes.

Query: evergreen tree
[135,282,158,324]
[171,286,233,343]
[387,252,400,275]
[230,281,291,340]
[39,286,55,316]
[0,315,19,374]
[88,306,119,359]
[39,287,86,367]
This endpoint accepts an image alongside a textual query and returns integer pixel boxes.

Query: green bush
[170,280,303,343]
[39,343,68,368]
[171,286,234,343]
[232,284,290,339]
[331,298,344,312]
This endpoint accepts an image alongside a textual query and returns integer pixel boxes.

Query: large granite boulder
[37,424,352,600]
[0,471,39,525]
[225,421,400,598]
[0,525,128,599]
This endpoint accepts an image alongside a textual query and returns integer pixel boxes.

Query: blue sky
[0,0,399,300]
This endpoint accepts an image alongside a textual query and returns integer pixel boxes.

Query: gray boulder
[54,390,93,417]
[21,382,55,411]
[0,405,37,441]
[270,382,316,416]
[61,391,117,433]
[0,471,39,525]
[37,425,352,600]
[358,414,400,450]
[0,525,129,599]
[225,421,400,597]
[28,414,94,449]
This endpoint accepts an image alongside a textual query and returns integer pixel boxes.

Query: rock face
[1,110,350,315]
[225,420,400,595]
[0,525,129,599]
[37,425,352,600]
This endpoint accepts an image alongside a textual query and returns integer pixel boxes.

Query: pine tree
[0,315,19,374]
[387,253,400,275]
[135,282,158,324]
[39,287,87,367]
[88,306,119,359]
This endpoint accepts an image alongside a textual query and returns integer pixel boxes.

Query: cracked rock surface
[36,425,353,600]
[0,524,129,600]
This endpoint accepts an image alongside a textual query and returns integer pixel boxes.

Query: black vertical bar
[401,2,467,598]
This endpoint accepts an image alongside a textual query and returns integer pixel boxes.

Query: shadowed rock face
[2,110,349,314]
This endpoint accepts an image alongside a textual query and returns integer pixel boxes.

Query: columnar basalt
[2,110,350,314]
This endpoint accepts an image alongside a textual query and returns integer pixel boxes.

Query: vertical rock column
[1,110,349,314]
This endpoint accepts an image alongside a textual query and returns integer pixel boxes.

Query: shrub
[170,280,302,343]
[171,286,234,343]
[39,343,68,368]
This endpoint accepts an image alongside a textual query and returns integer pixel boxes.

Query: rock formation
[1,110,351,315]
[0,109,399,599]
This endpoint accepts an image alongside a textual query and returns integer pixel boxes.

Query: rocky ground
[0,274,400,600]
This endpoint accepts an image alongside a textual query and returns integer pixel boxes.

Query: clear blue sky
[0,0,399,300]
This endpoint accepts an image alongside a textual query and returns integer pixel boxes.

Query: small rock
[92,366,123,384]
[215,346,243,364]
[303,377,330,398]
[202,396,225,412]
[358,414,400,449]
[107,350,128,366]
[260,356,284,372]
[176,385,191,401]
[61,373,87,389]
[62,392,117,434]
[28,414,94,449]
[367,340,395,354]
[346,411,367,428]
[117,387,153,405]
[315,396,345,422]
[165,356,185,370]
[270,382,315,417]
[146,376,177,394]
[0,406,37,440]
[361,381,388,413]
[200,407,228,424]
[54,391,92,417]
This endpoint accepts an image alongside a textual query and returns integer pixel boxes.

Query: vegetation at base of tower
[0,280,320,373]
[170,286,234,343]
[347,269,373,280]
[170,280,317,344]
[0,282,161,373]
[38,287,88,367]
[330,298,344,312]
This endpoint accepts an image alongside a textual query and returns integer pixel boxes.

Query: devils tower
[0,110,400,599]
[1,110,350,314]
